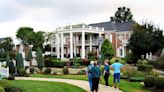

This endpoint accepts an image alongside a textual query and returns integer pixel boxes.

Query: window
[120,49,123,57]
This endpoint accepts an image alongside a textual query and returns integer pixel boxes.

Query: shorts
[113,73,120,83]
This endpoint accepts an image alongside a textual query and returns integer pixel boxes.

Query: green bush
[77,70,85,75]
[125,52,138,64]
[0,87,5,92]
[110,57,126,64]
[18,68,27,76]
[148,60,155,66]
[30,68,35,74]
[63,66,69,74]
[53,61,67,68]
[87,51,97,61]
[137,59,148,65]
[129,77,144,82]
[155,56,164,69]
[144,75,155,87]
[44,68,51,74]
[137,64,153,72]
[154,77,164,89]
[123,68,137,78]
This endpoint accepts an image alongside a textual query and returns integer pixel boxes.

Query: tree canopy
[0,37,14,51]
[128,23,164,62]
[16,27,45,51]
[110,6,133,22]
[101,39,115,60]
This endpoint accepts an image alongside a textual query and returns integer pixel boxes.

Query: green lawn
[8,80,86,92]
[31,74,150,92]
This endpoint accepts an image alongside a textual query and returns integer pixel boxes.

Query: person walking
[85,61,94,91]
[111,59,124,89]
[91,61,101,92]
[103,60,110,87]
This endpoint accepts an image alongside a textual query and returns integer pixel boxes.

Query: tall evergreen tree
[36,47,44,70]
[110,6,133,22]
[15,52,24,69]
[6,54,10,67]
[101,39,115,60]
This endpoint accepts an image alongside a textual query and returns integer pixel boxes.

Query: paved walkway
[15,77,122,92]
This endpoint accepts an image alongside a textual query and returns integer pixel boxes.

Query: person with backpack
[111,59,124,89]
[103,60,110,87]
[86,61,94,91]
[90,61,101,92]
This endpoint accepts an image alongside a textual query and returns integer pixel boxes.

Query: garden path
[16,77,122,92]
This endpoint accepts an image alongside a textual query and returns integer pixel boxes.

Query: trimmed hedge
[137,64,153,72]
[154,77,164,89]
[110,57,126,64]
[129,77,144,82]
[144,75,155,87]
[44,68,51,74]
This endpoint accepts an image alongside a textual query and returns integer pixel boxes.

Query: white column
[110,33,112,43]
[89,34,92,52]
[56,34,60,58]
[61,33,64,59]
[74,35,76,56]
[98,33,102,56]
[82,31,85,59]
[70,32,73,58]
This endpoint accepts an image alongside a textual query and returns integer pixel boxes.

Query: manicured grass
[31,74,150,92]
[8,80,86,92]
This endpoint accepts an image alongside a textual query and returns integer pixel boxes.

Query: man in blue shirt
[86,61,94,91]
[111,59,124,88]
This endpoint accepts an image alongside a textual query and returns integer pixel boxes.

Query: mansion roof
[89,21,135,32]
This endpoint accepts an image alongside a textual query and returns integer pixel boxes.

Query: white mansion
[50,21,134,59]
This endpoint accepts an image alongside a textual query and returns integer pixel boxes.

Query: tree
[6,54,10,67]
[0,37,14,51]
[110,6,133,22]
[101,39,115,60]
[26,48,33,66]
[16,27,35,45]
[128,23,164,63]
[32,31,45,51]
[15,52,24,70]
[36,47,44,70]
[16,27,45,51]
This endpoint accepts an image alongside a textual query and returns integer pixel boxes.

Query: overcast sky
[0,0,164,38]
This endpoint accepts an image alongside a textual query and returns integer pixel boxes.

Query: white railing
[57,25,104,31]
[0,66,9,79]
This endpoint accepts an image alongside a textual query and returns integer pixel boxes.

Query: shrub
[30,68,35,74]
[137,64,153,72]
[125,52,138,64]
[7,76,15,80]
[53,61,67,68]
[0,87,5,92]
[110,57,126,64]
[155,55,164,69]
[88,52,97,61]
[148,60,155,66]
[63,66,69,74]
[77,70,85,75]
[129,77,144,82]
[123,68,137,78]
[154,77,164,89]
[18,68,27,76]
[144,75,155,87]
[137,59,148,65]
[44,68,51,74]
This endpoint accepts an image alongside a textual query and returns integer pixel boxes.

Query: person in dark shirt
[103,60,110,86]
[90,61,101,92]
